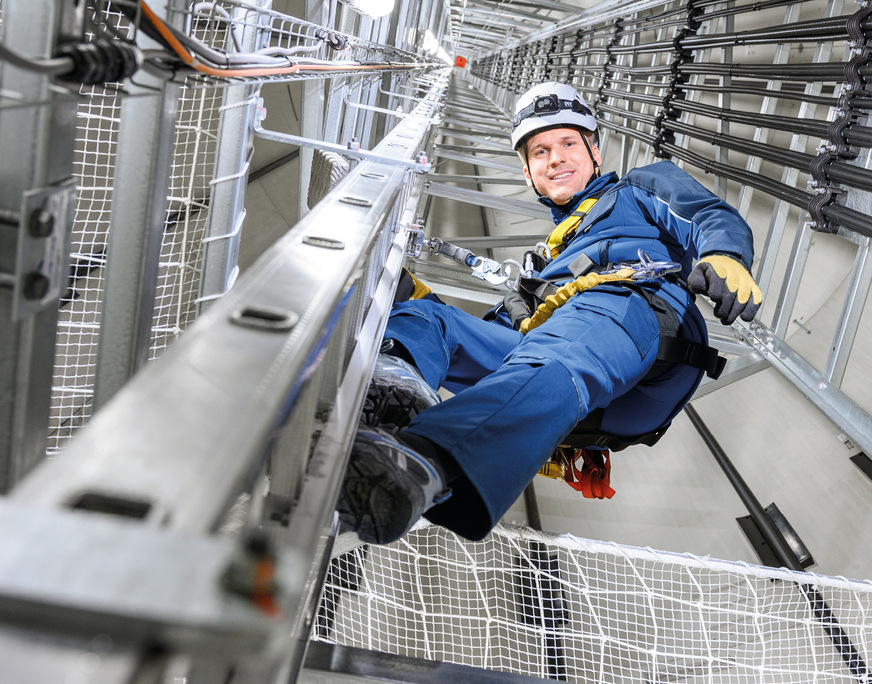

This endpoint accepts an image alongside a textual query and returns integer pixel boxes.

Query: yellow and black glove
[687,254,763,325]
[392,268,433,305]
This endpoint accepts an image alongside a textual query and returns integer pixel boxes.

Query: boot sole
[337,447,423,544]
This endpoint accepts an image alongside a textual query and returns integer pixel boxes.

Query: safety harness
[534,274,725,500]
[530,201,727,498]
[544,193,604,259]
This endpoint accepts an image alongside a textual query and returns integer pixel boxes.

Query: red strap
[563,448,615,499]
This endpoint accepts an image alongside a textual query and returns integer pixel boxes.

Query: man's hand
[688,254,762,325]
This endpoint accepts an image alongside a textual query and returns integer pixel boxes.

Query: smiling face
[522,127,602,205]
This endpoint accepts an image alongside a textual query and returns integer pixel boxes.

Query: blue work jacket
[536,160,755,325]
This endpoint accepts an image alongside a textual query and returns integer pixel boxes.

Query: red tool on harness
[538,446,616,499]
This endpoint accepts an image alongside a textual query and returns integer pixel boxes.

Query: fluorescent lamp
[339,0,395,19]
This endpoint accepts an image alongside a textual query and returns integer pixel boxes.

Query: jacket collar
[537,172,618,224]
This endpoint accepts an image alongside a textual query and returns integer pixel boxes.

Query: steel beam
[432,147,521,173]
[428,173,527,185]
[734,319,872,457]
[92,0,182,409]
[424,181,550,219]
[824,238,872,386]
[438,130,512,150]
[0,0,79,489]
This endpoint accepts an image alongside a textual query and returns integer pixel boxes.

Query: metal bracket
[343,95,441,125]
[12,178,76,321]
[253,123,432,174]
[0,500,303,656]
[737,502,815,569]
[403,221,425,257]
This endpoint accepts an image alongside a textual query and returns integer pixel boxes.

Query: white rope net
[149,82,224,360]
[314,523,872,683]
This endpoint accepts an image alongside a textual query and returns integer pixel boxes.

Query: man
[338,81,762,544]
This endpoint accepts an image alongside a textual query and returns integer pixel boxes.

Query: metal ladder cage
[39,0,446,461]
[466,0,872,457]
[0,0,452,679]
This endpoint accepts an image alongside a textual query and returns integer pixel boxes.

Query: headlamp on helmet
[510,82,598,152]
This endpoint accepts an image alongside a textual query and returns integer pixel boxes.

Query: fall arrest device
[404,219,521,289]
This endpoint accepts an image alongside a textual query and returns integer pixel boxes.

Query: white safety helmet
[510,81,599,152]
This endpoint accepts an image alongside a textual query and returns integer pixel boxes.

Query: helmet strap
[522,145,543,197]
[580,132,601,179]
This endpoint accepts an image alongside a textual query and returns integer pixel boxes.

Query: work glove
[392,268,434,305]
[687,254,763,325]
[502,290,534,330]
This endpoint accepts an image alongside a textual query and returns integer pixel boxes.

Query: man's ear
[522,165,534,188]
[591,142,603,166]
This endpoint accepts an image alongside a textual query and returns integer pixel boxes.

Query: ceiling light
[339,0,395,19]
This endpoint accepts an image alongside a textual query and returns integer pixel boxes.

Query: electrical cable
[660,140,872,239]
[0,41,74,76]
[664,118,816,173]
[597,102,657,127]
[659,140,812,207]
[138,1,432,79]
[679,61,846,82]
[598,16,854,58]
[678,16,851,50]
[0,37,142,84]
[599,86,664,107]
[699,0,800,22]
[601,65,839,107]
[681,81,837,107]
[672,99,830,138]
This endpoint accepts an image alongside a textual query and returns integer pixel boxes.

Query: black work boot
[360,346,439,434]
[338,426,452,544]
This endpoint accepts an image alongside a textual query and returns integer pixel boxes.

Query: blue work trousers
[385,287,704,540]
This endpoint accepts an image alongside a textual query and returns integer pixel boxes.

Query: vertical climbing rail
[0,0,452,677]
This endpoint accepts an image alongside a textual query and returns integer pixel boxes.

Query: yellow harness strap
[545,197,599,259]
[519,267,637,334]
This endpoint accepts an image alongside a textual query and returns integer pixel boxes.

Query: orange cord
[140,1,421,78]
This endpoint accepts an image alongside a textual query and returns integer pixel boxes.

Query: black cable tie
[54,39,142,85]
